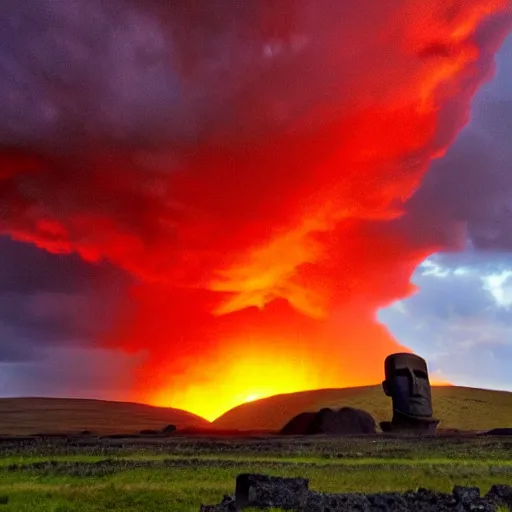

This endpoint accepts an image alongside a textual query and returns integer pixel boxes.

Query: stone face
[235,473,309,510]
[381,352,439,433]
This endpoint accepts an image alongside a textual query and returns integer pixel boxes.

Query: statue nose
[410,371,420,395]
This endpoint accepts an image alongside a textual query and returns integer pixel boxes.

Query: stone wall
[200,473,512,511]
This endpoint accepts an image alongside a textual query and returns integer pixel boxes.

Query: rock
[482,428,512,436]
[201,475,511,511]
[199,495,236,511]
[235,473,309,510]
[306,490,373,511]
[486,484,512,507]
[139,429,158,436]
[305,407,376,435]
[453,486,480,503]
[280,413,317,436]
[280,407,376,435]
[161,424,176,435]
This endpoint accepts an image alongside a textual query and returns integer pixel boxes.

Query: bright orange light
[149,340,325,422]
[244,393,261,403]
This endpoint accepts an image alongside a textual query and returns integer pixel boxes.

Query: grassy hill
[212,385,512,432]
[0,397,209,435]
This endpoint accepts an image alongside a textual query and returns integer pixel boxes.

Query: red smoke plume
[0,1,511,420]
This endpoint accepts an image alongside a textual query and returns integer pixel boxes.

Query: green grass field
[0,436,511,511]
[0,389,511,510]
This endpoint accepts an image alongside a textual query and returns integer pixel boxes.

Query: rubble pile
[199,474,512,511]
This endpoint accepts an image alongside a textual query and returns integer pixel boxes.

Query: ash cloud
[0,238,132,362]
[405,34,512,252]
[0,1,511,412]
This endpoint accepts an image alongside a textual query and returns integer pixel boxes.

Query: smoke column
[0,1,511,419]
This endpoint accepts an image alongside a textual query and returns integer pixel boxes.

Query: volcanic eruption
[0,1,511,420]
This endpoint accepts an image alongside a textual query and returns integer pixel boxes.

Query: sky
[0,1,511,420]
[379,34,512,391]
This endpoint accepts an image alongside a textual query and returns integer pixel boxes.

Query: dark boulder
[281,407,376,435]
[202,477,512,511]
[486,484,512,507]
[139,429,159,436]
[306,407,377,435]
[161,424,177,435]
[199,495,236,511]
[235,473,308,510]
[280,413,316,435]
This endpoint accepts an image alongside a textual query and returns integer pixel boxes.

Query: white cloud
[379,252,512,391]
[482,270,512,309]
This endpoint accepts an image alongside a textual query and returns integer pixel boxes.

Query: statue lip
[408,397,430,404]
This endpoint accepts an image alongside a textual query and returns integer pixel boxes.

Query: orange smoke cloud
[0,1,511,420]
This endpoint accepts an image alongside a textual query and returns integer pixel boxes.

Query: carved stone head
[382,352,433,419]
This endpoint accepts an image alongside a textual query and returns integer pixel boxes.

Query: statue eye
[394,369,409,377]
[414,370,427,378]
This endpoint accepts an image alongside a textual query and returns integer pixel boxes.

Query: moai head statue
[382,352,433,419]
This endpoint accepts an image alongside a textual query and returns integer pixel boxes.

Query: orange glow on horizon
[148,343,327,421]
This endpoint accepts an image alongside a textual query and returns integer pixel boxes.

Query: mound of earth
[212,385,512,432]
[280,407,376,435]
[0,397,209,435]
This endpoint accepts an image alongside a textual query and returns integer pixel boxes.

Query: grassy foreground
[0,436,511,511]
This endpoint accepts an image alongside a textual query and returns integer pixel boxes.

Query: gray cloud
[0,237,133,362]
[379,252,512,390]
[0,346,142,400]
[405,35,512,252]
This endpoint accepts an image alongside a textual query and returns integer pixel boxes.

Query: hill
[0,397,209,435]
[212,385,512,432]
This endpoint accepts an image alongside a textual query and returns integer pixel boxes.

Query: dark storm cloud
[0,0,320,150]
[0,236,131,294]
[405,35,512,251]
[0,237,133,362]
[0,347,141,400]
[0,0,192,149]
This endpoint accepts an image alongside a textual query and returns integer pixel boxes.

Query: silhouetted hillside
[0,397,209,435]
[212,385,512,432]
